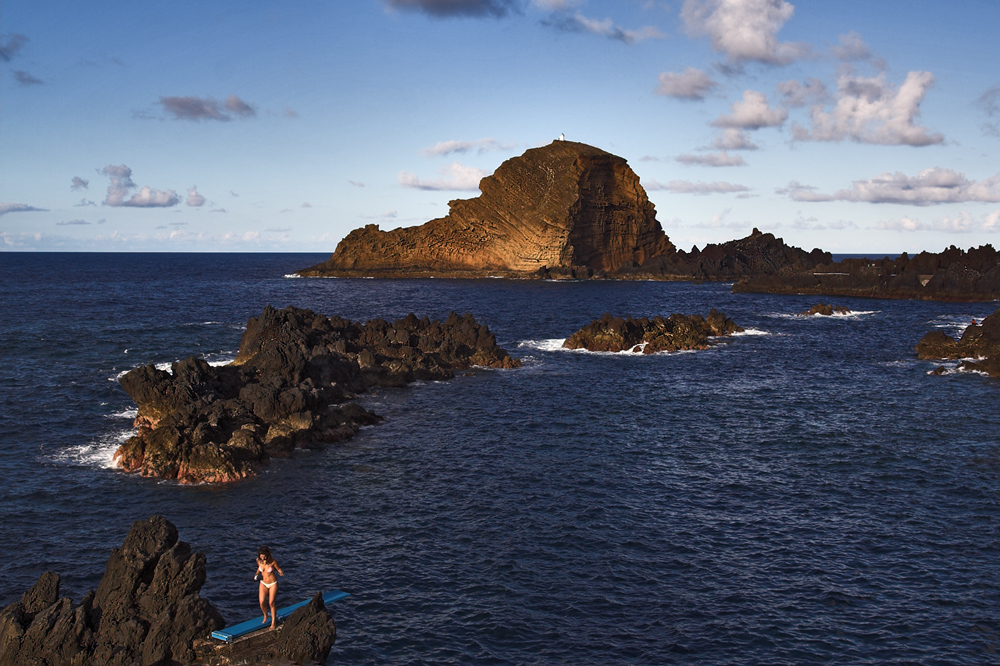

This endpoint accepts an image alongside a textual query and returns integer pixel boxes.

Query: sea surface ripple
[1,252,998,665]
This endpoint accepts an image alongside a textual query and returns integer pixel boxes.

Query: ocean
[1,252,998,665]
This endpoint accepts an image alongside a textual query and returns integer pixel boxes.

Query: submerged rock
[800,303,851,316]
[116,306,520,483]
[0,516,225,666]
[564,310,743,353]
[915,305,1000,377]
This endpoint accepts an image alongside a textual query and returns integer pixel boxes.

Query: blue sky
[1,0,998,253]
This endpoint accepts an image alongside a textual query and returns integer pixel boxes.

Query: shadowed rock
[916,306,1000,377]
[564,310,743,353]
[116,306,520,483]
[0,516,225,666]
[735,244,1000,302]
[800,304,851,316]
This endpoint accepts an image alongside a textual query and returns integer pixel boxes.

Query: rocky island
[299,140,675,279]
[0,516,337,666]
[564,310,743,353]
[916,305,1000,377]
[115,306,519,483]
[735,244,1000,302]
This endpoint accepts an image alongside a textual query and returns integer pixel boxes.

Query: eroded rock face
[299,141,674,277]
[564,310,743,353]
[625,228,831,281]
[0,516,224,666]
[115,306,520,483]
[735,244,1000,302]
[916,305,1000,377]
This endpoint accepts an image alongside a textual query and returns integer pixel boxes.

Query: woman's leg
[259,583,269,623]
[268,584,278,630]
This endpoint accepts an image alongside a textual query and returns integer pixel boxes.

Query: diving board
[211,590,351,642]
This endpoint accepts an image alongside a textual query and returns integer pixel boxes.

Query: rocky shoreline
[916,305,1000,377]
[115,306,519,484]
[734,244,1000,302]
[0,516,336,666]
[564,310,743,353]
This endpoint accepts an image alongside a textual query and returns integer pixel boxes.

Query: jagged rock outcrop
[299,140,674,278]
[800,304,850,316]
[115,306,520,483]
[916,306,1000,377]
[0,516,225,666]
[564,310,743,353]
[620,228,831,281]
[734,244,1000,302]
[192,593,337,666]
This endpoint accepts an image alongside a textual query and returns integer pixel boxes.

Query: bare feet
[262,614,269,624]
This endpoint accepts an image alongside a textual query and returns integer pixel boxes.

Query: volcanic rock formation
[298,141,674,277]
[620,228,831,281]
[564,310,743,353]
[0,516,226,666]
[916,305,1000,377]
[115,305,519,483]
[800,304,851,316]
[734,244,1000,302]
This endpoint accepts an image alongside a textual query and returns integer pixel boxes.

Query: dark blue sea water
[1,252,998,665]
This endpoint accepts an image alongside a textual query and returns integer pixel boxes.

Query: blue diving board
[211,590,351,642]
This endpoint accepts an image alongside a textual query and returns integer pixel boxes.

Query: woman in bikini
[255,546,284,630]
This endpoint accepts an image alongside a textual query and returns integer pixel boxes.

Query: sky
[1,0,998,254]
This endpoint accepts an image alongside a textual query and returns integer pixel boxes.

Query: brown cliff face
[300,141,674,277]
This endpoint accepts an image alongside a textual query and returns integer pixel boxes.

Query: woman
[255,546,284,630]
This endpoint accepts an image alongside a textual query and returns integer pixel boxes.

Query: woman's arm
[275,562,284,576]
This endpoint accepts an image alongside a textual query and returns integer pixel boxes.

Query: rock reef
[116,306,519,483]
[800,304,851,316]
[916,305,1000,377]
[299,141,674,278]
[564,310,743,353]
[734,244,1000,302]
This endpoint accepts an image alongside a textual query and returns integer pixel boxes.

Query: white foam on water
[767,310,879,319]
[55,429,132,470]
[518,338,569,352]
[283,273,302,279]
[517,338,713,356]
[107,408,138,420]
[730,328,769,336]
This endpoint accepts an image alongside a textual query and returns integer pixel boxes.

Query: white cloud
[0,202,48,215]
[644,179,750,194]
[543,12,663,43]
[655,67,718,100]
[776,77,828,107]
[186,186,206,207]
[784,168,1000,206]
[876,210,1000,233]
[831,31,885,68]
[100,164,180,208]
[712,128,759,150]
[977,84,1000,137]
[421,138,515,156]
[680,0,809,65]
[792,70,943,146]
[712,90,787,129]
[159,95,256,121]
[675,151,746,166]
[398,162,489,190]
[71,176,89,190]
[383,0,518,18]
